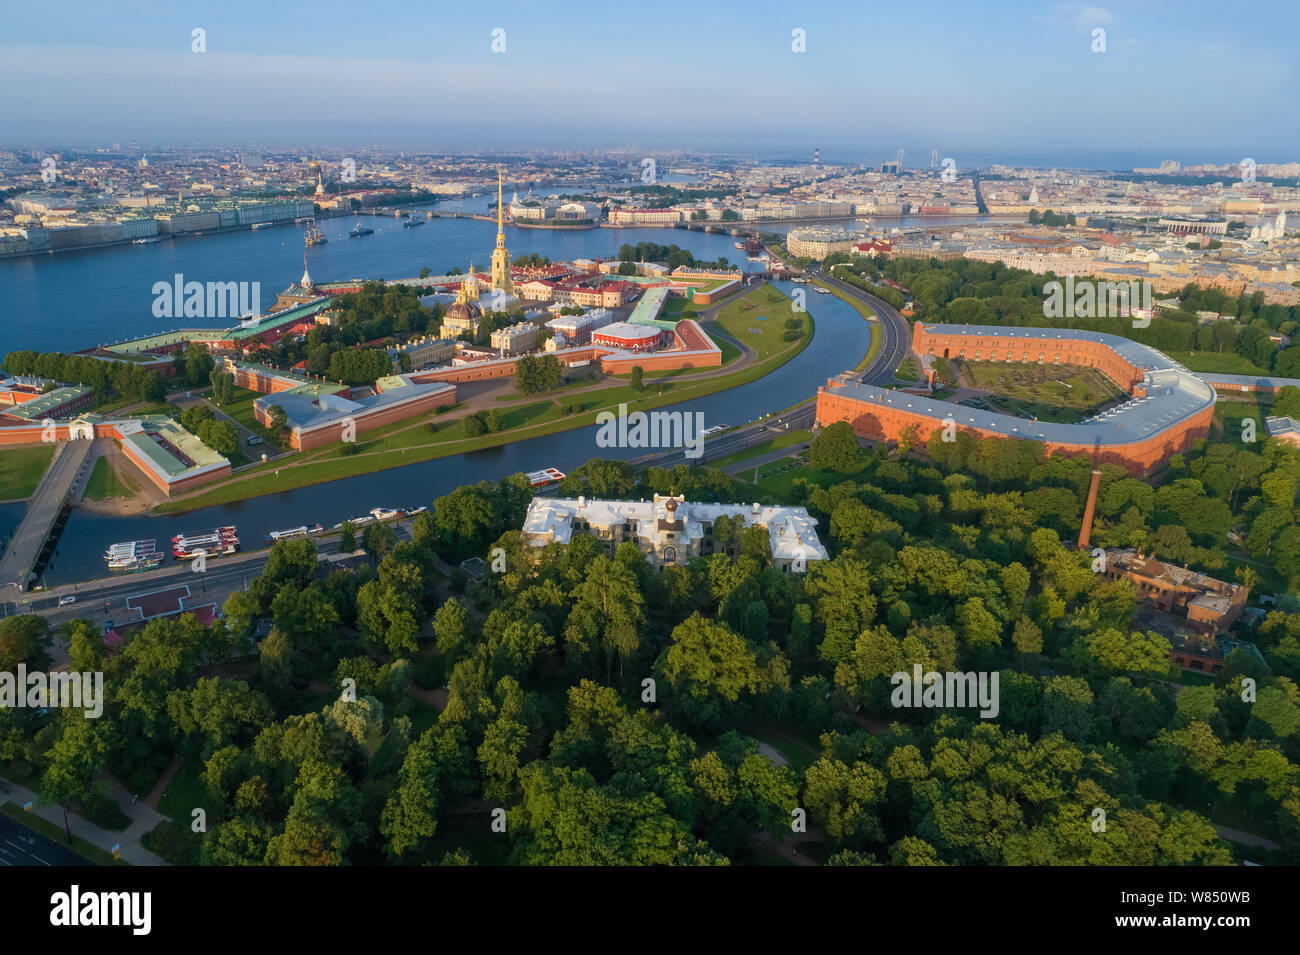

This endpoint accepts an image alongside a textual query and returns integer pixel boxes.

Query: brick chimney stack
[1078,468,1103,551]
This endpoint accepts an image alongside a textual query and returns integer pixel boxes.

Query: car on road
[57,594,76,606]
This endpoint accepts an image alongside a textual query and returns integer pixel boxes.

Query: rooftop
[827,323,1216,448]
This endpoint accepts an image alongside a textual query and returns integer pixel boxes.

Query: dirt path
[143,755,182,810]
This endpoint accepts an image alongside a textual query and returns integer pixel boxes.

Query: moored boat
[265,523,324,544]
[104,539,164,570]
[526,467,565,488]
[172,525,240,559]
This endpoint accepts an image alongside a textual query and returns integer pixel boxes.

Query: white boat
[333,507,403,530]
[527,467,565,488]
[265,523,324,544]
[172,525,239,559]
[132,236,163,244]
[250,222,273,231]
[104,540,163,570]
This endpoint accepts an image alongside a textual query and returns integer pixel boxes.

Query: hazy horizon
[5,0,1297,160]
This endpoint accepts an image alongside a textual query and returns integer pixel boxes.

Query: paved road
[0,807,94,867]
[1,522,414,634]
[812,270,913,385]
[0,439,95,591]
[628,404,816,470]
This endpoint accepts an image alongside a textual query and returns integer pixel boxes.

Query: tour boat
[104,540,164,571]
[172,525,240,559]
[350,225,374,238]
[251,222,273,231]
[526,467,565,488]
[265,523,324,544]
[132,236,163,244]
[332,507,403,530]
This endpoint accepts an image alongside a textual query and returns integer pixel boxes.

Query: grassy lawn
[957,360,1126,423]
[123,402,182,417]
[83,456,141,501]
[408,697,440,736]
[661,297,700,321]
[0,802,130,866]
[711,430,812,468]
[709,283,809,361]
[736,455,876,501]
[0,444,54,499]
[747,732,818,773]
[1213,396,1272,441]
[214,387,288,450]
[1165,351,1273,376]
[157,757,207,823]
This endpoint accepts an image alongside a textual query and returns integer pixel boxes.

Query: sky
[4,0,1298,166]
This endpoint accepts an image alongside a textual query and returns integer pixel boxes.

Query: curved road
[811,269,913,385]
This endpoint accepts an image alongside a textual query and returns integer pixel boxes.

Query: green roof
[3,386,91,421]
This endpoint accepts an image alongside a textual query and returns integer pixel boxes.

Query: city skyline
[5,0,1299,158]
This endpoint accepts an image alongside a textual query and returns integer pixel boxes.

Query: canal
[34,278,870,584]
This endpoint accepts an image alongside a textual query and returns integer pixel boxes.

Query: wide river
[0,197,995,584]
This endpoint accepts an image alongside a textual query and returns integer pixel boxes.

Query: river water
[1,198,992,583]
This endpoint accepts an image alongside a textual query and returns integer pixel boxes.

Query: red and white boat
[172,525,240,559]
[527,468,565,488]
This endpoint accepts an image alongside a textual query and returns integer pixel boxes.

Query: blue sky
[4,0,1297,165]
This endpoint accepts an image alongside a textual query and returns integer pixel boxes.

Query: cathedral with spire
[490,167,514,296]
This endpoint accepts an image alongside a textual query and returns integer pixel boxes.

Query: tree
[0,615,52,671]
[1011,617,1043,658]
[64,619,105,673]
[810,421,862,474]
[567,556,645,684]
[653,613,762,732]
[338,521,357,553]
[209,367,236,406]
[630,365,644,392]
[434,598,473,658]
[380,730,439,859]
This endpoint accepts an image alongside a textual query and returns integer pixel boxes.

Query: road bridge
[0,438,95,592]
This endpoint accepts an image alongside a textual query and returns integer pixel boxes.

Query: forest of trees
[4,418,1298,865]
[1,350,167,405]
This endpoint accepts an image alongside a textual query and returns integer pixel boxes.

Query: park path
[0,777,171,866]
[143,756,182,810]
[1214,825,1281,851]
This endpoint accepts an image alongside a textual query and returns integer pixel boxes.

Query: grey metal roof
[828,323,1217,447]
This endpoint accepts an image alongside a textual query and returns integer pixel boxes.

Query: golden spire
[497,167,505,240]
